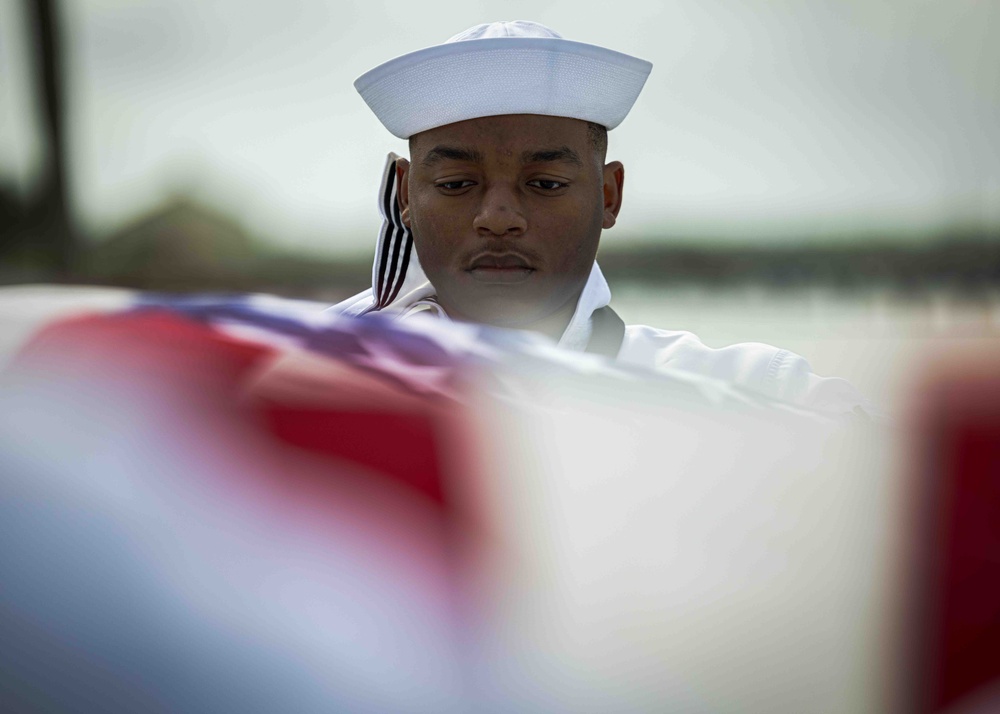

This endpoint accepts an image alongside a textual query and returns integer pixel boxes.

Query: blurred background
[1,0,999,407]
[2,6,999,710]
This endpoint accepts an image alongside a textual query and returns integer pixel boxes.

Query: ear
[396,158,411,227]
[602,161,625,230]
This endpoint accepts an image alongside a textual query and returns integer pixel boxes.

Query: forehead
[409,114,592,160]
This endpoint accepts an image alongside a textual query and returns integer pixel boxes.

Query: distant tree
[22,0,74,276]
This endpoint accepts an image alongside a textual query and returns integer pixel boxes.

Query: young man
[330,21,871,417]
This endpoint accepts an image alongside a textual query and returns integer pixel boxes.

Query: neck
[514,299,578,342]
[441,291,582,343]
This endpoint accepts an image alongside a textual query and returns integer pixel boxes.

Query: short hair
[586,121,608,158]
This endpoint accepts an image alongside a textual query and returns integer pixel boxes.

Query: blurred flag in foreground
[0,287,996,713]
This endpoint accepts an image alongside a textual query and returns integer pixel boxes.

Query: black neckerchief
[585,305,625,358]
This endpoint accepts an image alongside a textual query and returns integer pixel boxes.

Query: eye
[435,179,476,192]
[527,178,569,191]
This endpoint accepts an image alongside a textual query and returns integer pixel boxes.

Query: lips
[468,253,533,270]
[466,252,536,284]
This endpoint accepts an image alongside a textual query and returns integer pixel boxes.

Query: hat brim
[355,37,652,139]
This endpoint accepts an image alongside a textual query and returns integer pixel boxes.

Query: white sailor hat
[354,20,653,139]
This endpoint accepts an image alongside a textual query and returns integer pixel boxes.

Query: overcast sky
[1,0,998,254]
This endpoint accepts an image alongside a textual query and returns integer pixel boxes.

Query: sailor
[329,21,873,417]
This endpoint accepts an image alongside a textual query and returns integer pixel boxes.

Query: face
[398,114,624,336]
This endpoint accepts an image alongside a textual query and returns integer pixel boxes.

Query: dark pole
[24,0,75,278]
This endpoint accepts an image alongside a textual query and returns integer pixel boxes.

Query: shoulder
[618,324,873,417]
[618,325,781,381]
[325,289,374,317]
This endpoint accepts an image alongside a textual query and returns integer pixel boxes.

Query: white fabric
[327,264,873,417]
[354,21,652,139]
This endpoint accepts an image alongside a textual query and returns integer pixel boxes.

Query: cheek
[412,192,465,232]
[410,198,465,266]
[538,204,602,268]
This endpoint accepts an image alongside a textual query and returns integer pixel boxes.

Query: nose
[473,184,527,237]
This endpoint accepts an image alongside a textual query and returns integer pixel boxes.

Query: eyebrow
[521,146,583,167]
[420,144,585,168]
[421,146,485,166]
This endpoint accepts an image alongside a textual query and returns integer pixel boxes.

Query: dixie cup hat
[354,20,653,139]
